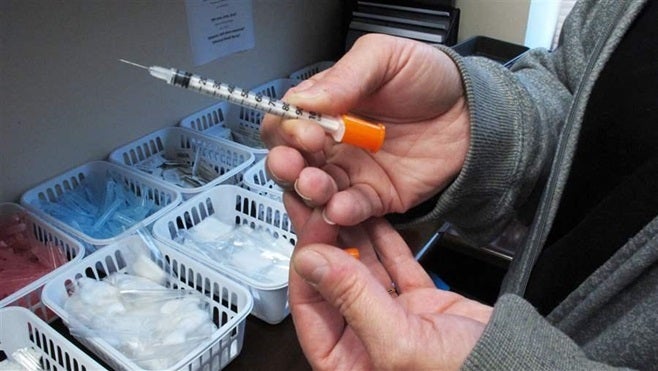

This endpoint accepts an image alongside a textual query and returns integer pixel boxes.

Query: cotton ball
[120,336,147,357]
[192,322,218,339]
[160,295,202,315]
[130,253,167,285]
[159,299,181,315]
[162,330,187,345]
[106,272,166,291]
[63,295,86,319]
[188,217,234,242]
[62,267,218,370]
[92,327,123,349]
[77,278,120,305]
[177,309,212,336]
[99,301,126,316]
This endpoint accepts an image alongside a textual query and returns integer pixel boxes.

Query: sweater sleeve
[403,0,619,245]
[401,1,639,246]
[410,46,573,245]
[461,294,633,371]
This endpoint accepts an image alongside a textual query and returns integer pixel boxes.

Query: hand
[284,192,492,370]
[261,34,470,227]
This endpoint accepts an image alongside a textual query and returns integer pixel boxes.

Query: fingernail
[292,79,315,93]
[294,179,312,202]
[268,169,292,188]
[294,249,329,285]
[321,208,336,225]
[290,79,323,99]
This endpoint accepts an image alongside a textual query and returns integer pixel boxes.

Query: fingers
[284,190,353,365]
[293,167,340,207]
[260,56,374,152]
[321,184,382,226]
[261,116,328,152]
[281,35,399,115]
[283,191,338,247]
[276,166,386,227]
[267,146,387,226]
[292,243,406,351]
[267,145,381,224]
[261,34,411,153]
[265,146,339,191]
[336,224,394,287]
[265,146,305,188]
[364,218,435,293]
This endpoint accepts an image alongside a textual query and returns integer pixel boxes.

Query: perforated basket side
[20,161,182,248]
[151,185,295,323]
[0,307,106,370]
[41,236,252,371]
[108,127,255,197]
[289,61,335,80]
[241,158,283,200]
[0,203,85,323]
[153,185,295,257]
[179,101,231,135]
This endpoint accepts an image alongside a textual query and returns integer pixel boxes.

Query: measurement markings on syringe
[117,59,387,152]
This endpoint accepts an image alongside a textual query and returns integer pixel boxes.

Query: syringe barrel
[152,67,385,152]
[170,70,344,133]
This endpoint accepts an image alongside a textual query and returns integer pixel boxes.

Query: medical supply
[344,247,360,260]
[0,307,104,371]
[0,207,68,301]
[152,185,295,324]
[108,127,254,199]
[33,172,159,240]
[20,161,182,251]
[119,59,386,152]
[64,274,217,370]
[174,222,292,286]
[41,234,253,371]
[0,203,85,323]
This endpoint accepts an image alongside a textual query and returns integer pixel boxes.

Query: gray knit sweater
[421,1,657,369]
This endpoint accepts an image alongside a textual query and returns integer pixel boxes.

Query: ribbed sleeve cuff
[419,48,531,244]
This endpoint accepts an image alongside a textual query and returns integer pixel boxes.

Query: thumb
[284,36,394,115]
[293,244,405,349]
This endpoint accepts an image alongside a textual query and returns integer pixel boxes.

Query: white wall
[0,0,534,203]
[0,0,345,202]
[524,0,560,49]
[455,0,531,44]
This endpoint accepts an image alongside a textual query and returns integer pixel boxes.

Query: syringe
[119,59,385,152]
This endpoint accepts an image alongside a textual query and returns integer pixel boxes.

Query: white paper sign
[185,0,255,66]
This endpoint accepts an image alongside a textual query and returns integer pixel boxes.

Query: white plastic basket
[180,78,299,162]
[41,234,253,371]
[0,203,85,323]
[108,127,254,199]
[152,185,296,324]
[241,157,283,201]
[20,161,182,250]
[289,60,335,80]
[0,306,106,370]
[178,101,233,140]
